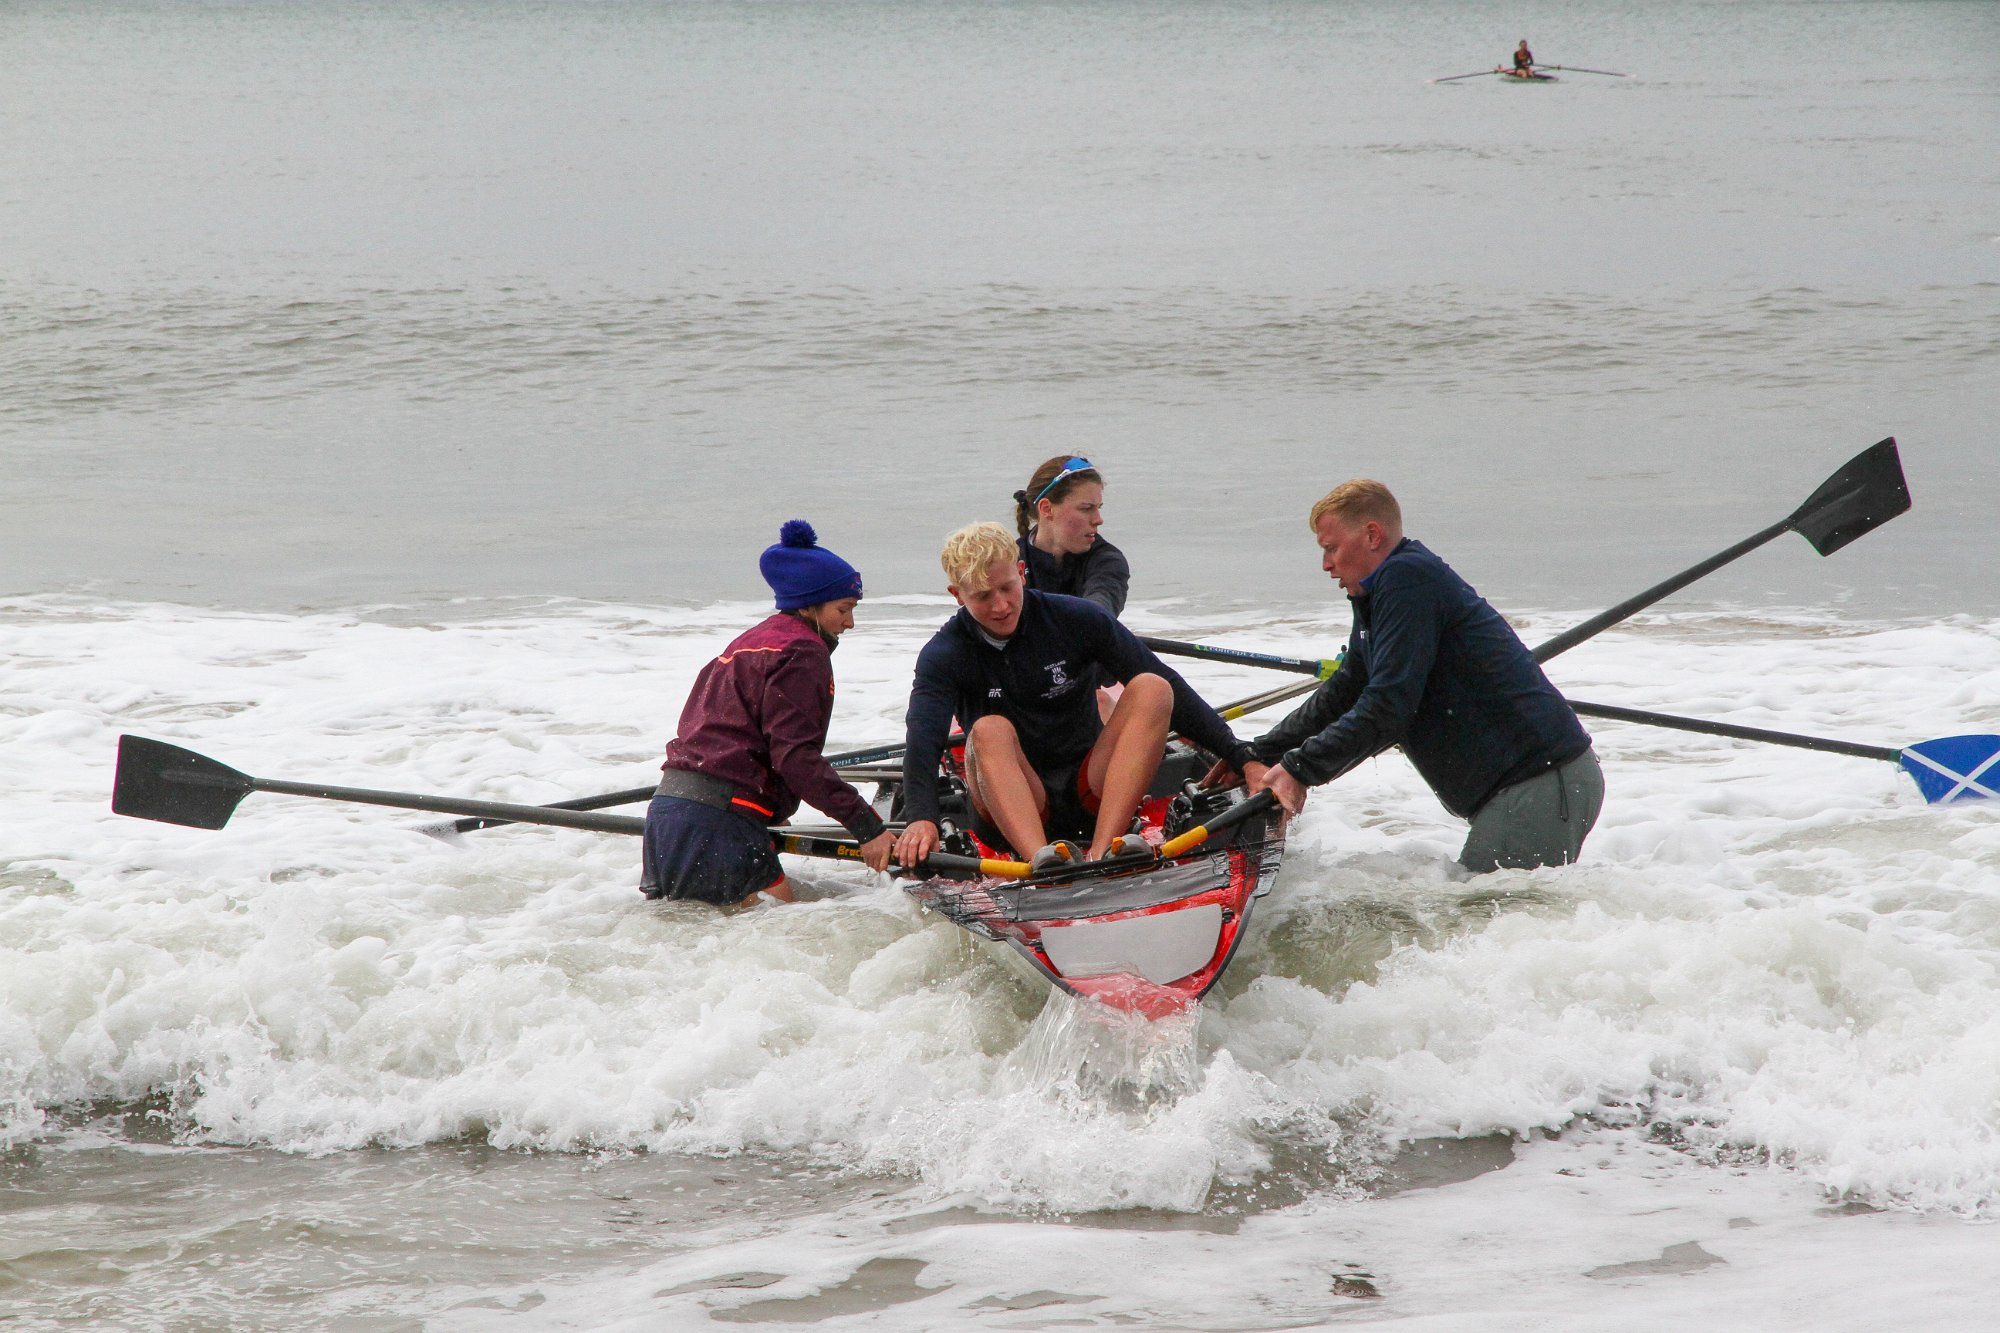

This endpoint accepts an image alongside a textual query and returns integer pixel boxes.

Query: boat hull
[890,748,1285,1019]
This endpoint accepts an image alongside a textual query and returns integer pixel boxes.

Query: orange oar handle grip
[1158,789,1278,859]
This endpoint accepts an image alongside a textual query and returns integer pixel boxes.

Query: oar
[1566,700,1998,803]
[1155,441,1906,681]
[1191,438,1912,798]
[427,675,1321,841]
[110,736,1014,879]
[1429,68,1502,83]
[1138,637,1339,679]
[1220,677,1321,719]
[880,673,1321,881]
[419,733,934,838]
[772,831,1026,881]
[841,682,1324,791]
[1537,64,1627,77]
[113,735,650,836]
[826,738,923,769]
[1529,437,1907,663]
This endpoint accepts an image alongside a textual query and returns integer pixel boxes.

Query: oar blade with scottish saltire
[1898,736,2000,804]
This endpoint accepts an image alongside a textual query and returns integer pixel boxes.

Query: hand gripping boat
[883,744,1285,1020]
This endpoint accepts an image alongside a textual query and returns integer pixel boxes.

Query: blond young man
[894,522,1260,873]
[1211,480,1603,873]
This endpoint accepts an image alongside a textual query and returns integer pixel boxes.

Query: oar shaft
[1566,700,1900,763]
[828,765,903,784]
[243,776,649,834]
[1220,677,1321,721]
[433,733,945,836]
[1531,517,1792,663]
[440,784,658,835]
[1139,636,1334,678]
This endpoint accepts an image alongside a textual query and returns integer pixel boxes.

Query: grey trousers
[1460,748,1605,874]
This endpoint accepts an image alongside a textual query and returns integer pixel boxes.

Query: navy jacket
[1017,533,1130,616]
[901,590,1253,825]
[1249,539,1590,818]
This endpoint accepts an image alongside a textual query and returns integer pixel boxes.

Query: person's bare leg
[964,715,1050,857]
[753,877,797,903]
[1081,673,1172,858]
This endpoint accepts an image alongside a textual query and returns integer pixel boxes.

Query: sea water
[4,0,1999,1328]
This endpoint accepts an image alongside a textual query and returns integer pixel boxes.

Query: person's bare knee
[966,714,1021,750]
[1119,672,1172,715]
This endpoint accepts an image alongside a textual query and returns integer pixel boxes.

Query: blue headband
[1030,457,1094,508]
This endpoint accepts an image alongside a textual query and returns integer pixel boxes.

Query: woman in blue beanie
[642,521,894,904]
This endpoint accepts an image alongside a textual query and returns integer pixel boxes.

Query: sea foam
[2,595,1997,1217]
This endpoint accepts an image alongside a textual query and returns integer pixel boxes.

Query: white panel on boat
[1039,904,1223,985]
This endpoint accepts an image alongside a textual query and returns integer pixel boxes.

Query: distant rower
[1512,39,1535,74]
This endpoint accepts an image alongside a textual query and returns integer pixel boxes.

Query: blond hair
[940,521,1019,590]
[1309,479,1402,535]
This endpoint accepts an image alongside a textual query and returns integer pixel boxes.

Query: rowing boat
[1498,68,1558,82]
[879,743,1285,1019]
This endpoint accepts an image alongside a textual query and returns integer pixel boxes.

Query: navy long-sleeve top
[1017,533,1130,616]
[1248,538,1591,818]
[900,590,1253,825]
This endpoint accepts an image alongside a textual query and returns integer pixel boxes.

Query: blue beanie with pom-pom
[760,520,864,610]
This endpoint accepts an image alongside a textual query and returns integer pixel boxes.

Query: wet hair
[940,521,1019,591]
[1308,479,1402,535]
[1012,456,1104,540]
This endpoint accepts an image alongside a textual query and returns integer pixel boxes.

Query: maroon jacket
[663,613,886,842]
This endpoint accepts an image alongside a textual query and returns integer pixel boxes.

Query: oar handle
[772,832,1028,880]
[1157,789,1278,860]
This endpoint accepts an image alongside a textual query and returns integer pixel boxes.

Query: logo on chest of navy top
[1041,660,1079,699]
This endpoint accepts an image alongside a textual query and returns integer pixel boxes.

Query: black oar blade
[113,735,254,829]
[1789,437,1909,557]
